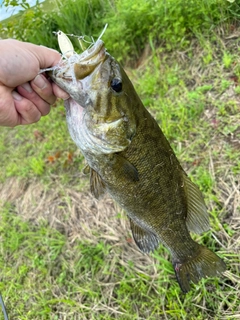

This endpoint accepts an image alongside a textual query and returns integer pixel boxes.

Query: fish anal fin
[129,218,160,253]
[90,168,106,199]
[173,245,226,293]
[183,174,209,234]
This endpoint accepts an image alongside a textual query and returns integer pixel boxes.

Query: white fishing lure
[39,25,108,76]
[57,30,74,58]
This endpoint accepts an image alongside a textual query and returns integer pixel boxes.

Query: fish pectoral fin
[129,218,160,253]
[183,174,210,234]
[90,168,106,199]
[113,155,139,182]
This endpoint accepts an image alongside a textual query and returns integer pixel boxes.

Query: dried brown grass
[0,177,155,267]
[0,172,239,319]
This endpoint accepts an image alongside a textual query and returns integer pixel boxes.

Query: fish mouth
[51,40,106,83]
[78,39,106,63]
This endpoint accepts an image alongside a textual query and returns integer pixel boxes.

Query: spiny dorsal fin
[90,168,106,199]
[129,218,160,253]
[183,174,209,234]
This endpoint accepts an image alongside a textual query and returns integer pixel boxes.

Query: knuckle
[20,92,52,116]
[21,101,34,113]
[18,100,41,123]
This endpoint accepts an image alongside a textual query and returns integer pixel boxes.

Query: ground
[0,25,240,319]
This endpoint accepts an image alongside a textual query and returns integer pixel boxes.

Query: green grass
[0,202,238,319]
[1,0,240,60]
[0,104,85,185]
[0,0,240,319]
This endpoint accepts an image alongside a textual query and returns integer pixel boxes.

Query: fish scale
[48,34,226,293]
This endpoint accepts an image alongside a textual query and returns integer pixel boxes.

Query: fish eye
[110,78,122,93]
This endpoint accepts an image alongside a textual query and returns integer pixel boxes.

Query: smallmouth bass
[48,33,226,293]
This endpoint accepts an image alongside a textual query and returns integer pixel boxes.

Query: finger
[17,82,52,116]
[52,82,70,100]
[31,74,57,105]
[12,91,42,125]
[32,44,61,70]
[0,86,19,127]
[0,40,62,87]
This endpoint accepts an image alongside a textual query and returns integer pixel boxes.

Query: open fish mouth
[77,39,106,64]
[43,28,109,105]
[51,39,106,83]
[40,26,109,85]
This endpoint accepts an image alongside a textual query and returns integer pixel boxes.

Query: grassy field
[0,0,240,319]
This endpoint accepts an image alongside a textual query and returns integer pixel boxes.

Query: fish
[48,32,226,293]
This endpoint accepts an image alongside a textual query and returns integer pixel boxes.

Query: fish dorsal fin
[183,174,210,234]
[129,218,160,253]
[90,168,106,199]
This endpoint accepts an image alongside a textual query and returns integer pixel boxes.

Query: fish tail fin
[173,245,226,293]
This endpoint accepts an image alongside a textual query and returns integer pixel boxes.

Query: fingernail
[33,74,47,90]
[63,94,70,101]
[12,91,23,101]
[21,82,33,93]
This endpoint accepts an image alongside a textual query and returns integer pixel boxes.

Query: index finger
[0,40,61,87]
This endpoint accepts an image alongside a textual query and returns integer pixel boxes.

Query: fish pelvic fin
[129,218,160,253]
[183,174,209,234]
[83,164,90,174]
[173,245,226,293]
[90,168,106,199]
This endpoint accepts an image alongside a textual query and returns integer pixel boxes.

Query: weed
[223,51,233,68]
[1,0,239,61]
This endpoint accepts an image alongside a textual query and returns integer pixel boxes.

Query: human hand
[0,39,69,127]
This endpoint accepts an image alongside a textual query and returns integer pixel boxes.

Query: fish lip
[52,40,106,81]
[78,39,105,62]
